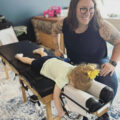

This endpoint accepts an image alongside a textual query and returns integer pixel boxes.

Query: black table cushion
[0,40,55,97]
[22,69,55,97]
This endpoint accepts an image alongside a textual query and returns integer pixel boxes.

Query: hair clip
[87,69,100,79]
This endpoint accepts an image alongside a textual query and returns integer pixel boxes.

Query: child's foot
[15,54,34,65]
[33,48,48,57]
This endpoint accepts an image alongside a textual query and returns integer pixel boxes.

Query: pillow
[0,26,18,45]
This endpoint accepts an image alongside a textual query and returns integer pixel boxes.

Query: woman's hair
[68,64,99,91]
[66,0,102,31]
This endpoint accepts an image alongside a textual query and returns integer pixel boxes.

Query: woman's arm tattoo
[99,20,120,45]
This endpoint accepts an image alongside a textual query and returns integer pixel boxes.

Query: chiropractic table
[0,40,111,120]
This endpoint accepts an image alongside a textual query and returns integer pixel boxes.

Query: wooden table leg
[46,101,60,120]
[19,79,27,102]
[4,63,9,79]
[21,86,27,102]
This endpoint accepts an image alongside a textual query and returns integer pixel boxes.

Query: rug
[0,60,120,120]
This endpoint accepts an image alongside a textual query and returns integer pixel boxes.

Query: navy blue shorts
[31,56,55,73]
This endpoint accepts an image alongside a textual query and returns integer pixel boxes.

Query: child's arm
[53,84,65,117]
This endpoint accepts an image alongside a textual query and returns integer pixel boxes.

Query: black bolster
[86,97,103,113]
[99,86,114,103]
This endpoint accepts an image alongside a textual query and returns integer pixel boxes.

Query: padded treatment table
[0,40,111,119]
[0,40,59,120]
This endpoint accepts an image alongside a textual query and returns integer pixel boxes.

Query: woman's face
[76,0,95,26]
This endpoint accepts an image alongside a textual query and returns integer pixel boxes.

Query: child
[15,48,101,118]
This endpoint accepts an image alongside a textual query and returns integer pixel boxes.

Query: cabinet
[32,16,65,51]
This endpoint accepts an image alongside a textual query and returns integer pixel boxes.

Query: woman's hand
[54,49,64,57]
[100,62,115,77]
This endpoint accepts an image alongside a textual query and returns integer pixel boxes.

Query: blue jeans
[95,57,118,100]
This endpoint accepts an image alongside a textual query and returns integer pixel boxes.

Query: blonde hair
[68,64,100,91]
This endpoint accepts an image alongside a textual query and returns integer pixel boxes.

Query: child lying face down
[15,48,101,117]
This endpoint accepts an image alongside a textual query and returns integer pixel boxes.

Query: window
[97,0,120,18]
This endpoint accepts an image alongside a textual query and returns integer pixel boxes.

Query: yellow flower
[88,70,100,79]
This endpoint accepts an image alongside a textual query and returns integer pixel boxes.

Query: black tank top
[62,19,107,64]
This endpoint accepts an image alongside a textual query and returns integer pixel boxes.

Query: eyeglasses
[80,7,94,14]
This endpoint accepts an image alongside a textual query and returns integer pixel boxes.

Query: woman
[52,0,120,119]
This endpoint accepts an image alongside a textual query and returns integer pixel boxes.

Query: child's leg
[15,54,35,65]
[33,48,48,57]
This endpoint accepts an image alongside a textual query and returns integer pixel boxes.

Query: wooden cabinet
[32,16,65,51]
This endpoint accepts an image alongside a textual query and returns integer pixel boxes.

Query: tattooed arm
[99,20,120,76]
[52,19,64,56]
